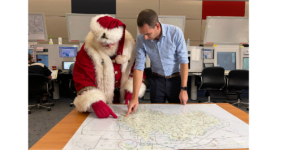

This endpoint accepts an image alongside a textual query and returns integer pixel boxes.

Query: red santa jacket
[73,30,146,112]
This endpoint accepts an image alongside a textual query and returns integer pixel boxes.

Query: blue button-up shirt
[134,23,189,76]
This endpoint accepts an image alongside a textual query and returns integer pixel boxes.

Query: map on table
[63,104,248,150]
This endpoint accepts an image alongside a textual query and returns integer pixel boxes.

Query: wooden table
[30,103,249,150]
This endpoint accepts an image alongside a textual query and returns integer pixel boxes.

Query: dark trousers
[150,74,181,103]
[112,88,120,104]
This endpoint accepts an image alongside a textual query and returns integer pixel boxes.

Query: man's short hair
[28,52,32,61]
[137,9,158,28]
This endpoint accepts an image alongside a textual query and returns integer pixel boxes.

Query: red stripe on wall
[202,1,245,19]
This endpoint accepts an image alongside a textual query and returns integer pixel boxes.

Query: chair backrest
[28,73,48,95]
[144,67,152,88]
[200,67,225,90]
[227,70,249,90]
[69,79,76,92]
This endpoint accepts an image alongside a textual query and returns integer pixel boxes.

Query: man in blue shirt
[126,9,189,116]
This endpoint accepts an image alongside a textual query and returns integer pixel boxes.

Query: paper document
[63,104,249,150]
[191,48,200,61]
[51,70,58,79]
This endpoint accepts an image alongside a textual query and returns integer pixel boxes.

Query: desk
[30,103,249,150]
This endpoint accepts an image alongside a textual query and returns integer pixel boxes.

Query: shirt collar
[160,23,166,37]
[149,23,166,42]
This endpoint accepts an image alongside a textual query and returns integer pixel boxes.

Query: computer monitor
[36,55,49,67]
[59,47,77,58]
[240,47,249,70]
[62,61,75,70]
[203,49,214,59]
[214,48,240,71]
[242,57,249,70]
[28,49,33,56]
[204,63,214,68]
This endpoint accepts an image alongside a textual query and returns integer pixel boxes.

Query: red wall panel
[202,1,245,19]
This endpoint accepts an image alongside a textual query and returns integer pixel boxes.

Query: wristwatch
[181,86,188,91]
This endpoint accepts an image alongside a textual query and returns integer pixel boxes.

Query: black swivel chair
[198,67,226,103]
[226,70,249,108]
[69,79,76,107]
[28,74,54,114]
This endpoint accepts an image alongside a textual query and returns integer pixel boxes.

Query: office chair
[142,67,152,100]
[226,70,249,107]
[28,74,54,114]
[69,79,76,107]
[198,67,226,103]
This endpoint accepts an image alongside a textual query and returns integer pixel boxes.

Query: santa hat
[90,15,128,64]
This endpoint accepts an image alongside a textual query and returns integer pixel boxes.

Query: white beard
[97,43,119,57]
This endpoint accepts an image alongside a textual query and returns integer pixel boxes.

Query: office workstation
[27,0,250,149]
[29,44,79,100]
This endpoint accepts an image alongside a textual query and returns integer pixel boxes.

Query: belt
[152,72,180,79]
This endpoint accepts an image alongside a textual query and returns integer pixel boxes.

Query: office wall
[72,0,116,14]
[201,1,246,45]
[29,0,248,46]
[116,0,160,38]
[29,0,79,45]
[245,1,249,17]
[160,0,202,46]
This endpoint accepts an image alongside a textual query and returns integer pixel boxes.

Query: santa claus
[73,15,146,118]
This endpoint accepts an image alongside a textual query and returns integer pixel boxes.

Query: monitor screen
[28,49,33,56]
[243,57,249,70]
[59,47,77,57]
[63,61,75,70]
[204,63,214,68]
[217,52,236,70]
[36,55,49,67]
[203,49,214,59]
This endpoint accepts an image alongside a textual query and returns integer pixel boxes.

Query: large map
[28,15,45,35]
[63,104,248,150]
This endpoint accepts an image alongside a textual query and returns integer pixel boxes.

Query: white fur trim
[115,55,128,64]
[97,50,115,104]
[85,31,119,57]
[28,63,44,67]
[119,30,136,103]
[90,15,124,45]
[123,78,147,98]
[84,45,115,104]
[120,30,136,87]
[139,83,147,98]
[73,89,106,112]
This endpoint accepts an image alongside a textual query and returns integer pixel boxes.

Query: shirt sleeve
[175,28,189,64]
[134,35,146,71]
